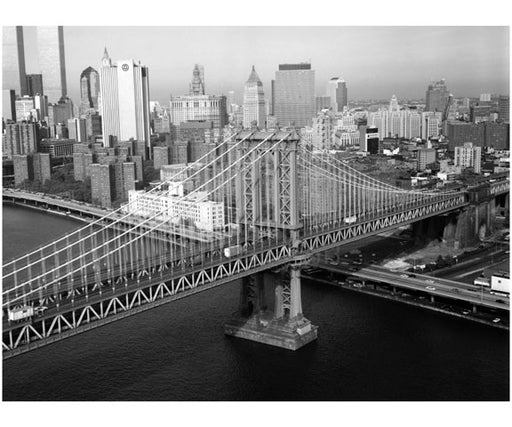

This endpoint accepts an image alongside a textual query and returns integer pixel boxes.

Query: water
[2,205,509,400]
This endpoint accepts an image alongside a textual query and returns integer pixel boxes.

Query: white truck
[490,272,510,297]
[8,305,34,321]
[224,245,242,258]
[344,216,357,224]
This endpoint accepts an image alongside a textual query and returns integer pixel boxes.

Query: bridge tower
[224,131,318,350]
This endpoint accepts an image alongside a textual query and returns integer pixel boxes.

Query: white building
[421,112,442,140]
[99,49,151,157]
[242,66,266,129]
[326,77,348,113]
[124,189,225,232]
[454,142,482,174]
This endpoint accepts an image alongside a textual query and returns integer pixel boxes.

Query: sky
[19,26,509,106]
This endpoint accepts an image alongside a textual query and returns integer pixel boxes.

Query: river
[2,204,509,400]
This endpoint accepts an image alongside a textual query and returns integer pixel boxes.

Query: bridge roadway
[313,263,509,311]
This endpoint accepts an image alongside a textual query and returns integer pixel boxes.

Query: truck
[490,272,510,297]
[8,305,34,321]
[344,216,357,224]
[224,245,242,258]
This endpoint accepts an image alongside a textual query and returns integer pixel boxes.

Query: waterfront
[2,205,509,400]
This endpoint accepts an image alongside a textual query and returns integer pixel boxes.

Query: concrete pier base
[224,311,318,351]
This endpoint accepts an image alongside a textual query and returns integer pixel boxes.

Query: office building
[480,93,491,102]
[470,105,492,123]
[170,95,228,128]
[359,126,379,154]
[2,26,27,95]
[15,96,36,121]
[99,49,151,158]
[25,74,44,96]
[124,189,225,232]
[368,110,389,140]
[327,77,347,113]
[38,138,75,157]
[34,94,48,121]
[2,89,16,121]
[315,96,331,112]
[454,142,482,173]
[242,66,266,129]
[67,118,87,142]
[80,66,100,113]
[273,63,315,128]
[90,163,114,208]
[404,111,421,139]
[37,26,67,104]
[425,79,449,112]
[417,148,436,171]
[84,111,102,140]
[153,146,170,170]
[48,97,74,126]
[421,112,442,140]
[3,122,37,158]
[484,122,510,150]
[446,122,485,150]
[189,64,205,95]
[498,95,509,123]
[153,110,171,134]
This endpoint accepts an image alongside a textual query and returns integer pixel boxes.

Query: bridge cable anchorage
[2,130,250,274]
[3,133,292,308]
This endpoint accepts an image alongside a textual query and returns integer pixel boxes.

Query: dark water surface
[2,205,509,400]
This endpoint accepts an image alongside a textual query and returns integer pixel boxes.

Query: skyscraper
[326,77,347,113]
[242,66,266,129]
[25,74,43,96]
[498,95,509,123]
[36,26,67,104]
[80,66,100,113]
[425,79,449,112]
[2,26,27,95]
[99,48,151,159]
[273,63,315,128]
[189,64,205,95]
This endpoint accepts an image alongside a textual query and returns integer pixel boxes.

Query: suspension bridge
[2,131,508,356]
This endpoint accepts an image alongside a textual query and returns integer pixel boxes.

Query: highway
[315,263,509,311]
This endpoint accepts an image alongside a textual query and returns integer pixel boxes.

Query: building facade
[2,26,26,96]
[25,74,43,96]
[80,66,100,114]
[170,95,228,128]
[454,142,482,173]
[3,122,37,158]
[273,63,315,128]
[242,66,266,129]
[326,77,347,113]
[36,26,67,104]
[99,49,151,158]
[425,79,449,112]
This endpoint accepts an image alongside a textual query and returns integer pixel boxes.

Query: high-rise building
[421,112,442,140]
[15,96,36,122]
[498,95,509,123]
[359,126,379,153]
[228,90,236,115]
[2,26,27,96]
[446,122,485,150]
[99,48,151,158]
[3,122,37,159]
[170,96,228,128]
[13,154,31,186]
[368,110,389,140]
[25,74,43,96]
[80,66,100,113]
[36,26,67,104]
[417,148,436,171]
[454,142,482,174]
[90,163,114,208]
[315,96,331,112]
[2,89,16,121]
[327,77,347,113]
[189,64,205,95]
[273,63,315,128]
[404,110,421,139]
[479,93,491,102]
[48,97,74,126]
[68,118,87,142]
[425,79,449,112]
[32,152,51,184]
[153,146,170,170]
[242,66,266,129]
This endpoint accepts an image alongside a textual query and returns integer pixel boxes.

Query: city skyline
[16,26,509,105]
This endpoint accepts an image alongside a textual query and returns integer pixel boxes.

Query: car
[425,279,435,284]
[426,286,436,291]
[495,299,506,304]
[353,283,363,288]
[400,274,408,278]
[493,318,501,323]
[462,310,470,315]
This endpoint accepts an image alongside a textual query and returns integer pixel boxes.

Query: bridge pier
[224,259,318,351]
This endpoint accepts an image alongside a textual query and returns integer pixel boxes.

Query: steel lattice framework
[2,130,509,358]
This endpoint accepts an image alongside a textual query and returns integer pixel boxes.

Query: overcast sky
[21,26,509,106]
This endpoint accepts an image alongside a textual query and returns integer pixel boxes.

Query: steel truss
[3,245,292,358]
